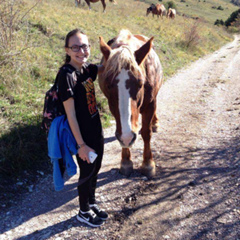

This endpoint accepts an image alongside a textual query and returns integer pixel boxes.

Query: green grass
[0,0,238,180]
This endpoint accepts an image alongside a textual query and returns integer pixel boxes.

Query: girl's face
[65,32,90,69]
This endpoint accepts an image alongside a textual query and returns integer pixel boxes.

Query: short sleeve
[88,64,98,82]
[57,69,76,102]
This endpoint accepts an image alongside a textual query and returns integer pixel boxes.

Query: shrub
[183,21,201,49]
[217,6,224,11]
[166,1,177,9]
[0,0,39,66]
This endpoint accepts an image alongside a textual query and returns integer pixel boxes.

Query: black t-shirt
[57,63,103,146]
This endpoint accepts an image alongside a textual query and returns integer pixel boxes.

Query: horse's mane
[102,30,146,82]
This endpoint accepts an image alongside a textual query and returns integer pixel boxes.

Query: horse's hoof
[141,161,156,178]
[152,124,159,133]
[120,161,133,177]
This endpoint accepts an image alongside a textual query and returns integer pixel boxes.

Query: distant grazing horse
[98,29,163,177]
[75,0,116,12]
[167,8,176,19]
[146,3,166,18]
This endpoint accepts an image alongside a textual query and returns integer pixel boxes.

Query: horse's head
[99,34,154,148]
[146,7,152,16]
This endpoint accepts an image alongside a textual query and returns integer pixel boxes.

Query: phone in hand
[89,151,98,163]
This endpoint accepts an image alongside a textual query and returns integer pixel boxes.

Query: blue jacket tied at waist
[48,115,77,191]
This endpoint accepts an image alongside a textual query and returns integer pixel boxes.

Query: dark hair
[64,29,86,63]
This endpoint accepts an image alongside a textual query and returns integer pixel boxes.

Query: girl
[57,29,107,227]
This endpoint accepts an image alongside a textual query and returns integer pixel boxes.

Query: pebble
[141,176,148,181]
[28,185,34,192]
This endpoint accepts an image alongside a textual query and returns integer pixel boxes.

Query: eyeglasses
[68,44,90,52]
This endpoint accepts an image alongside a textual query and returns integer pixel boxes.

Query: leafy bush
[214,19,225,25]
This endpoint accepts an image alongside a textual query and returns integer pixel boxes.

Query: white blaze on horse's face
[116,69,137,148]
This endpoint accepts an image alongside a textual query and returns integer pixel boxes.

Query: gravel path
[1,35,240,240]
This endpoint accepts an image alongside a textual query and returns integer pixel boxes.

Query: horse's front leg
[85,0,91,10]
[152,111,160,133]
[75,0,80,7]
[141,103,156,178]
[101,0,106,12]
[120,148,133,176]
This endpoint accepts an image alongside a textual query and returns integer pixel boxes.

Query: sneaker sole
[76,215,103,228]
[100,216,108,221]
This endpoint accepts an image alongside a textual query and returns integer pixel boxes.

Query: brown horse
[98,29,163,177]
[75,0,116,12]
[146,3,166,18]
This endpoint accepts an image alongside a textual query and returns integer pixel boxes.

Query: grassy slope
[0,0,238,178]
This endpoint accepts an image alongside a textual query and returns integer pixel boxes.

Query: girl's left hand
[78,144,95,164]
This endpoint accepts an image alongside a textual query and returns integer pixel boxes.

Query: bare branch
[19,0,40,23]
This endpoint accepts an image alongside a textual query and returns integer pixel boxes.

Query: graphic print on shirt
[81,78,98,116]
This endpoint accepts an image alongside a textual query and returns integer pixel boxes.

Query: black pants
[76,138,104,212]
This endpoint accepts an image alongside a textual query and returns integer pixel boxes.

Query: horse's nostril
[129,132,137,146]
[116,131,137,148]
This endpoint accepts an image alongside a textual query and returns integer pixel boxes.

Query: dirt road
[1,35,240,240]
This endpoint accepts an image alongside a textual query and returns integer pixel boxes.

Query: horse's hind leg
[120,148,133,177]
[140,103,156,178]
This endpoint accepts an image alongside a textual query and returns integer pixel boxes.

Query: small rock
[163,235,170,239]
[110,169,117,175]
[37,171,44,176]
[136,219,143,225]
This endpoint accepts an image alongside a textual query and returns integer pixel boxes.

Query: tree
[225,9,240,27]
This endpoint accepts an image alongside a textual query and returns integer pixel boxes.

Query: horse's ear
[99,36,111,61]
[134,37,154,65]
